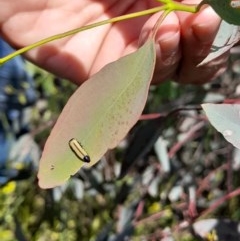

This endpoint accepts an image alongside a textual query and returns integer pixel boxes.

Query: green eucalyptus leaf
[38,39,156,189]
[202,103,240,149]
[200,0,240,25]
[198,20,240,66]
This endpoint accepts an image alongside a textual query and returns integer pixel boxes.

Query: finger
[140,12,181,84]
[176,5,225,84]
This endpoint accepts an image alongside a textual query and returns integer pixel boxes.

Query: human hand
[0,0,225,85]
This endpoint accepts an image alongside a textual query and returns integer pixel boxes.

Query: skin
[0,0,226,85]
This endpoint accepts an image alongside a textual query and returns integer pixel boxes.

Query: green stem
[151,10,172,38]
[157,0,198,12]
[150,1,198,38]
[0,0,198,65]
[169,1,198,13]
[0,6,166,65]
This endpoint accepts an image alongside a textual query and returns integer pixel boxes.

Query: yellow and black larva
[68,138,90,163]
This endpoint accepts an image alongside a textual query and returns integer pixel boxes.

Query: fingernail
[192,7,221,42]
[158,30,180,63]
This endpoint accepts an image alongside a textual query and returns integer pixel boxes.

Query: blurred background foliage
[1,38,240,241]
